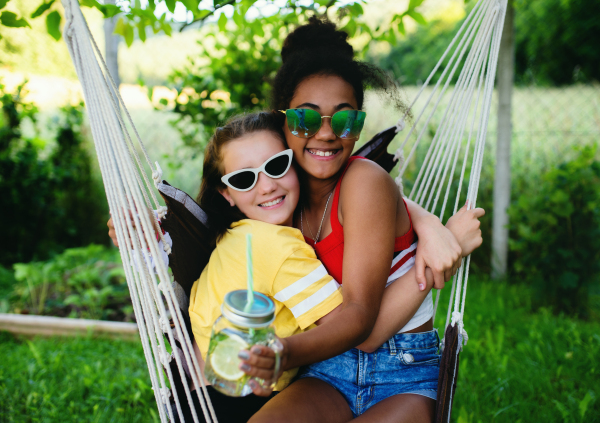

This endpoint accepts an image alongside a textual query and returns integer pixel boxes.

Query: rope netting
[60,0,506,421]
[62,0,217,421]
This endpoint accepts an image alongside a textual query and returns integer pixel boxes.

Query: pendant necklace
[301,191,333,243]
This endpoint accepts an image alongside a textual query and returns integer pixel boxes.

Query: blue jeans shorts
[298,329,440,417]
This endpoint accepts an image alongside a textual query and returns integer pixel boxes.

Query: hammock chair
[60,0,507,421]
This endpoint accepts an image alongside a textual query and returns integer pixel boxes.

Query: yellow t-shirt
[189,219,343,391]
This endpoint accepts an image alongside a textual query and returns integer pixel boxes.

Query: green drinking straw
[244,233,255,313]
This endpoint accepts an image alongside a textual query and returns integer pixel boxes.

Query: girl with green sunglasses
[239,17,484,423]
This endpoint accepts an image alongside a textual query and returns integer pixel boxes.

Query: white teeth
[308,149,336,157]
[259,197,283,207]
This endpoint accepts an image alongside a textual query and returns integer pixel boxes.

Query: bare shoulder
[340,159,399,202]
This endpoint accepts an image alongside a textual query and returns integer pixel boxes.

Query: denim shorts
[298,329,440,417]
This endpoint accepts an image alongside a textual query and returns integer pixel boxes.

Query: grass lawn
[1,279,598,422]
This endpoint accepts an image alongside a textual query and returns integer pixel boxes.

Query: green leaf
[46,10,61,40]
[137,19,146,42]
[397,19,405,36]
[347,2,363,16]
[100,4,121,18]
[31,0,55,18]
[165,0,175,13]
[217,12,227,32]
[0,0,10,10]
[407,10,426,25]
[579,391,594,420]
[79,0,101,8]
[408,0,425,10]
[161,21,171,36]
[180,0,197,13]
[232,10,243,28]
[252,20,264,37]
[0,11,30,27]
[124,22,134,47]
[385,26,396,45]
[113,17,127,36]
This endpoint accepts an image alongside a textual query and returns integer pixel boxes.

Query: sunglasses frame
[279,108,366,139]
[221,149,294,192]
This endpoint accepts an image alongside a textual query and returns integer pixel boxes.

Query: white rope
[61,0,218,421]
[390,8,508,416]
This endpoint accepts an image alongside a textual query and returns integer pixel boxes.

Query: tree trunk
[491,1,514,280]
[103,0,120,87]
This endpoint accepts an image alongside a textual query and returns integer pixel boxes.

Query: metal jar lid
[222,290,275,329]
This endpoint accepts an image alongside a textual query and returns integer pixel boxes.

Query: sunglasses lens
[331,110,366,139]
[286,109,321,138]
[264,154,291,177]
[227,171,256,191]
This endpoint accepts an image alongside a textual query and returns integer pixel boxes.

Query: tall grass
[434,279,600,422]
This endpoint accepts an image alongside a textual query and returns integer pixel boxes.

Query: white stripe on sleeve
[289,279,341,318]
[273,264,329,303]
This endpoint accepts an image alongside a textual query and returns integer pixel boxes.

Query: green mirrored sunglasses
[279,108,366,139]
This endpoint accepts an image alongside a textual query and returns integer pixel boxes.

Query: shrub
[0,80,109,266]
[8,244,132,321]
[508,145,600,317]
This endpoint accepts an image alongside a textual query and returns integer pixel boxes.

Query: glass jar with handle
[204,290,281,397]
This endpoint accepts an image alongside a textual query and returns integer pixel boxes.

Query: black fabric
[353,125,399,172]
[435,323,461,423]
[158,181,214,299]
[170,386,277,423]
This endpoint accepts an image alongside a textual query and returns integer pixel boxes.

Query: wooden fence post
[492,0,514,280]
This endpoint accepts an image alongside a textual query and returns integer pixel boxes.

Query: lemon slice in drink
[210,334,249,381]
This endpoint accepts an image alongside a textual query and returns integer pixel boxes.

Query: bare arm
[355,203,485,352]
[277,160,398,369]
[356,266,434,353]
[240,160,398,386]
[405,199,463,289]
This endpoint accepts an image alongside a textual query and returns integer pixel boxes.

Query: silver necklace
[301,191,333,243]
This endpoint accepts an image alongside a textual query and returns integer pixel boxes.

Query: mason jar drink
[204,290,279,397]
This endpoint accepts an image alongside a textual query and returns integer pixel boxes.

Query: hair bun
[281,16,354,64]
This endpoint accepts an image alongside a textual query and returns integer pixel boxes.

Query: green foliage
[0,10,29,27]
[45,8,60,40]
[161,15,284,150]
[508,146,600,317]
[433,279,600,422]
[514,0,600,85]
[371,17,463,85]
[1,0,426,54]
[0,333,157,422]
[374,0,600,87]
[0,80,109,266]
[161,0,429,150]
[6,244,132,321]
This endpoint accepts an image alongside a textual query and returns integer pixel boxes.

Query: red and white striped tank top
[304,156,418,284]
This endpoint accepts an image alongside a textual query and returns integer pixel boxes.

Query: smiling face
[219,130,300,227]
[284,74,360,182]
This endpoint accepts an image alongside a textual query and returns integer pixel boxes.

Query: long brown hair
[197,112,287,245]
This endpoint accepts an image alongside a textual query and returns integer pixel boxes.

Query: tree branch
[179,0,237,32]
